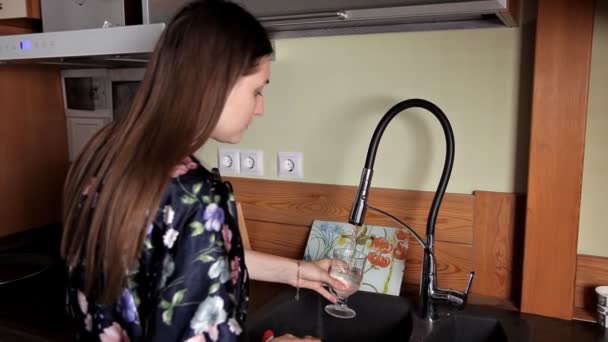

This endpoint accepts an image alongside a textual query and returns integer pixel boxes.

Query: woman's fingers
[313,265,346,292]
[309,282,338,303]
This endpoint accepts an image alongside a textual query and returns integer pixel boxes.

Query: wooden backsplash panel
[246,220,472,291]
[229,177,524,304]
[229,177,474,245]
[246,220,311,260]
[472,191,526,304]
[573,254,608,321]
[404,240,472,288]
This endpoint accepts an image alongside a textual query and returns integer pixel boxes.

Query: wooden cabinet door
[0,0,40,20]
[0,1,27,20]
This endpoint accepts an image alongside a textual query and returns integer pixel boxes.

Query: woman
[61,1,344,341]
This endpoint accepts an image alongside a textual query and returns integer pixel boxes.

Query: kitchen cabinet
[0,0,40,35]
[0,0,40,20]
[521,0,596,320]
[61,68,143,161]
[0,65,68,238]
[67,117,110,161]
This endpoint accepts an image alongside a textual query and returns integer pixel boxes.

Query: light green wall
[196,26,527,195]
[578,0,608,257]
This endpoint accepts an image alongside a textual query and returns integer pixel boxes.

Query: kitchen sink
[421,315,508,342]
[409,304,531,342]
[246,286,532,342]
[246,289,413,342]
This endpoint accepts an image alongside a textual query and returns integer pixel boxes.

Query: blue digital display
[20,40,32,50]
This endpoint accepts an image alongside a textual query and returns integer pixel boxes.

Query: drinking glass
[324,247,366,319]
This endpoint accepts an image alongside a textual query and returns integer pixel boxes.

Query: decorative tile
[303,220,409,296]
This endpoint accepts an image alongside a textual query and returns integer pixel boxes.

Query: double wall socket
[218,148,264,176]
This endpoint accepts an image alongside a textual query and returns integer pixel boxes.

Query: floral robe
[65,158,249,342]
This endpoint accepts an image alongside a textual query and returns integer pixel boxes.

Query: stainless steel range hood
[0,24,165,68]
[240,0,512,39]
[0,0,511,67]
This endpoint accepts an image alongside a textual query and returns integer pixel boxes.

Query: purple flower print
[146,224,154,236]
[203,203,224,232]
[118,289,138,323]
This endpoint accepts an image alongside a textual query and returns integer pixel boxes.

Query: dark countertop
[0,225,72,341]
[1,226,608,341]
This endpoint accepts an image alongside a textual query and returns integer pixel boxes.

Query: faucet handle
[443,272,475,308]
[460,272,475,307]
[464,271,475,296]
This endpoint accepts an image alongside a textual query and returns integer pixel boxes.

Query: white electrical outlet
[218,148,240,175]
[240,149,264,176]
[277,152,303,179]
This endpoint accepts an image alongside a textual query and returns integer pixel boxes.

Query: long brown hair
[61,0,273,303]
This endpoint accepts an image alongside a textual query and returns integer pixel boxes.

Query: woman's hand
[297,258,346,304]
[272,333,320,341]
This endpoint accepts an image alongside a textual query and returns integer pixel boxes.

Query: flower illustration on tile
[367,251,391,269]
[396,229,409,241]
[163,228,179,249]
[190,296,227,341]
[203,203,225,232]
[304,221,408,296]
[352,225,375,248]
[373,237,392,254]
[393,240,408,260]
[336,224,370,249]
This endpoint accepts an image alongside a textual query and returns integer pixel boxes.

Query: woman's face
[211,56,271,143]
